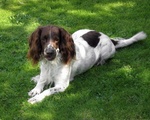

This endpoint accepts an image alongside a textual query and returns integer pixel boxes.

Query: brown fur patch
[82,31,101,47]
[27,25,76,65]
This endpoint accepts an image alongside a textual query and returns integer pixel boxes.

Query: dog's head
[27,25,75,65]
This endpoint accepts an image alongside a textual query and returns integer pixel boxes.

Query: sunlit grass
[95,1,135,11]
[67,10,96,16]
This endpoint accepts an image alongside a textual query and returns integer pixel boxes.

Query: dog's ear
[27,27,43,65]
[59,27,76,64]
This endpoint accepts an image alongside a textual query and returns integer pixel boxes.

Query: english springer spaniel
[27,25,147,104]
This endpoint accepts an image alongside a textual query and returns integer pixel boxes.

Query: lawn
[0,0,150,119]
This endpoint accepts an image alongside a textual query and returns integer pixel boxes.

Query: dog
[27,25,147,104]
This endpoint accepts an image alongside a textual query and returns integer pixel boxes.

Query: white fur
[115,31,147,48]
[28,30,147,104]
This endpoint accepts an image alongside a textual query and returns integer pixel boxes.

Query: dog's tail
[111,31,147,49]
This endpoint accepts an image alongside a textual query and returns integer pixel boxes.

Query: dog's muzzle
[44,45,57,61]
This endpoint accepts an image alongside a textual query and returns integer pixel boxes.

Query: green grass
[0,0,150,119]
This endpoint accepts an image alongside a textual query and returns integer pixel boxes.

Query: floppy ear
[59,27,76,64]
[27,27,43,65]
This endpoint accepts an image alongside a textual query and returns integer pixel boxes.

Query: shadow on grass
[0,0,150,119]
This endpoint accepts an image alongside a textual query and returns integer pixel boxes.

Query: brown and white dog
[27,25,147,104]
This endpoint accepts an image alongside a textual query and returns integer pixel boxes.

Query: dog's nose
[44,45,57,61]
[44,46,56,61]
[45,48,55,55]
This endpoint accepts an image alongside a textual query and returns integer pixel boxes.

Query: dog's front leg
[28,65,71,104]
[28,64,50,97]
[28,75,47,97]
[28,84,69,104]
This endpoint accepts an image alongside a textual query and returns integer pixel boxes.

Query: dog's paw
[28,87,42,97]
[28,94,45,104]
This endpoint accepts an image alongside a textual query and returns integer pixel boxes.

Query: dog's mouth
[43,46,60,61]
[44,46,57,61]
[44,54,56,61]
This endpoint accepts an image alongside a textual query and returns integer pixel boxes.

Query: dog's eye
[54,36,59,41]
[41,36,48,42]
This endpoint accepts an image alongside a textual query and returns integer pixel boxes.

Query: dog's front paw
[28,94,45,104]
[28,87,42,97]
